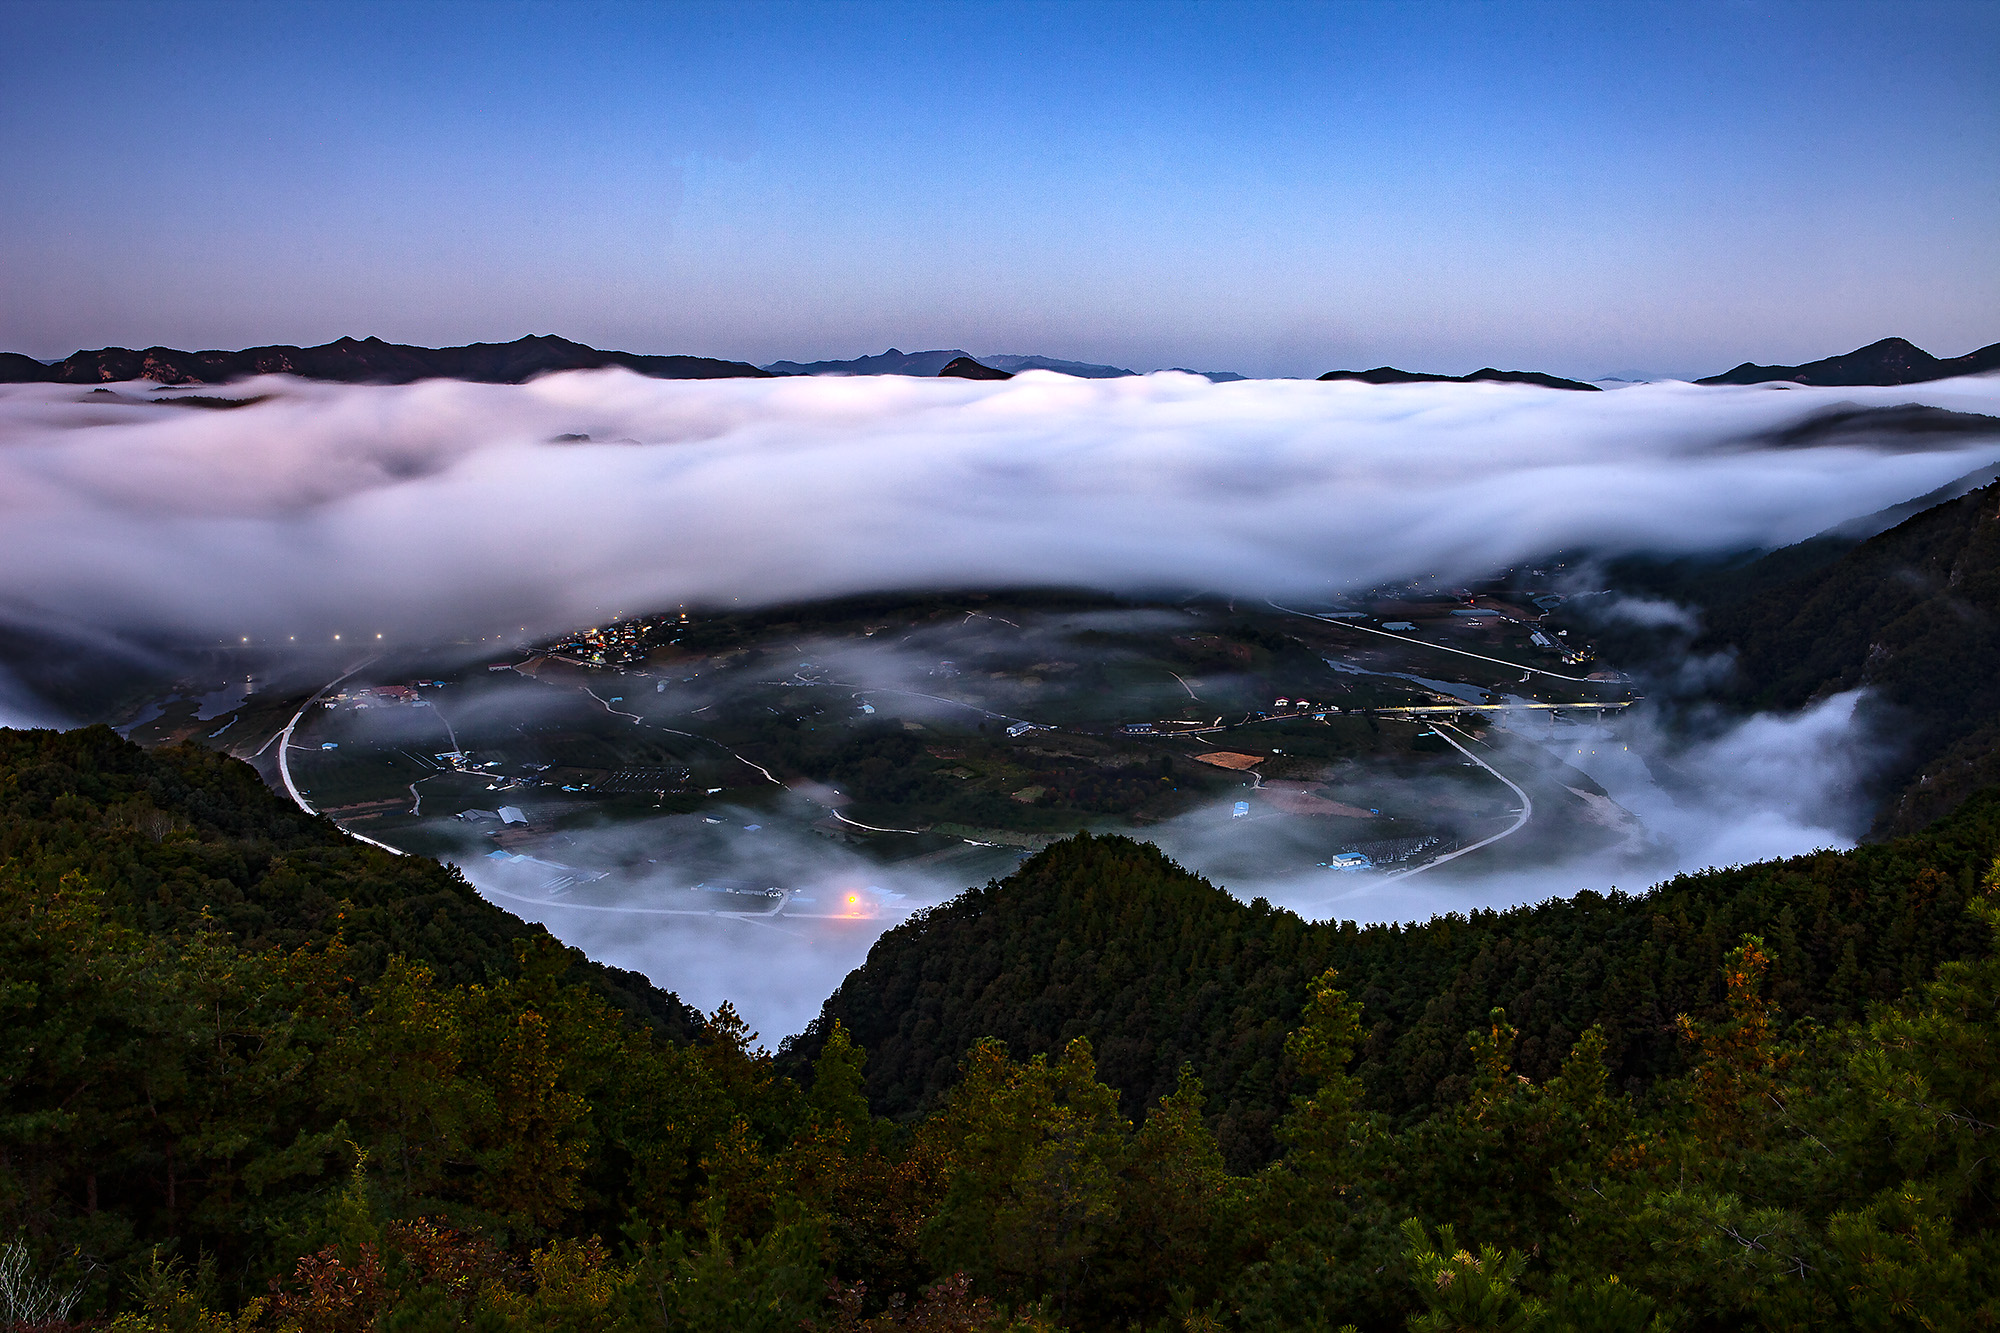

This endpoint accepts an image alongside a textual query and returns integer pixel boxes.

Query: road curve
[275,657,407,856]
[1373,720,1533,884]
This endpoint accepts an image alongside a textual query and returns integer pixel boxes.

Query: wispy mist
[6,370,1996,1037]
[2,372,1997,658]
[1242,690,1886,926]
[454,813,958,1041]
[439,683,1893,1040]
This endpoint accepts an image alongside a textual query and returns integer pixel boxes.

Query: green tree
[1096,1066,1238,1324]
[1398,1218,1540,1333]
[918,1037,1129,1315]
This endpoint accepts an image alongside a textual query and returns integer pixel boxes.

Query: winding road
[272,658,407,857]
[1373,720,1533,884]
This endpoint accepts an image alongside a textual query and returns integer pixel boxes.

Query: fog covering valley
[5,368,2000,1037]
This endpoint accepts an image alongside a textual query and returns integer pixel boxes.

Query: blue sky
[2,0,1994,378]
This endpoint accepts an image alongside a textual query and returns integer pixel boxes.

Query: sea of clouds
[4,369,2000,662]
[6,368,1999,1035]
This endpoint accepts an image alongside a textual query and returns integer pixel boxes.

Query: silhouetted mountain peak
[937,356,1012,380]
[1698,336,2000,387]
[1317,365,1599,391]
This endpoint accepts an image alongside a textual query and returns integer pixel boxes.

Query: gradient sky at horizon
[2,0,1994,379]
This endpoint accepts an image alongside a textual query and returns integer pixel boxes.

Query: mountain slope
[790,810,2000,1168]
[1698,335,2000,386]
[1699,479,2000,834]
[3,334,768,385]
[0,351,53,382]
[0,725,702,1037]
[937,355,1011,380]
[979,353,1136,377]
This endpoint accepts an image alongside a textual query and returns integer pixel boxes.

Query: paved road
[579,679,933,834]
[581,683,788,784]
[274,657,407,857]
[1267,599,1610,685]
[1372,720,1533,885]
[1377,702,1631,715]
[275,659,375,813]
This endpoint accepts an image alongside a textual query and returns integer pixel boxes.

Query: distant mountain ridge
[0,334,769,385]
[1698,336,2000,387]
[1315,335,1999,391]
[762,348,1142,378]
[980,353,1135,378]
[1317,365,1601,391]
[10,333,1993,391]
[763,347,971,377]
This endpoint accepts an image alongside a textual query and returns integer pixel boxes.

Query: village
[115,581,1629,913]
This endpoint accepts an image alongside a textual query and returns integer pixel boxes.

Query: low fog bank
[0,665,66,729]
[7,370,1990,1036]
[1238,690,1882,926]
[441,685,1890,1042]
[3,372,1998,677]
[448,809,973,1041]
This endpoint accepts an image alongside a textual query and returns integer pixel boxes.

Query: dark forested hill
[7,726,2000,1327]
[1696,480,2000,834]
[937,355,1013,380]
[791,802,2000,1168]
[1316,366,1599,390]
[0,334,768,385]
[0,725,700,1037]
[1698,334,2000,386]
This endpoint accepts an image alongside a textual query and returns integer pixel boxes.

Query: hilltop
[788,808,2000,1165]
[0,725,701,1035]
[1698,335,2000,387]
[1317,365,1601,391]
[0,334,769,386]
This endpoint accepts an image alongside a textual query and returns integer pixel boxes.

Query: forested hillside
[0,726,700,1034]
[791,816,2000,1168]
[4,728,1999,1330]
[1697,479,2000,834]
[0,334,769,385]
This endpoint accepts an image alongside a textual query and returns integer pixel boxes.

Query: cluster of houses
[547,613,682,668]
[325,683,434,710]
[456,805,528,826]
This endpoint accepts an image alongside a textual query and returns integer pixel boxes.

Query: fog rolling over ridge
[2,371,1999,657]
[451,685,1891,1041]
[5,368,2000,1039]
